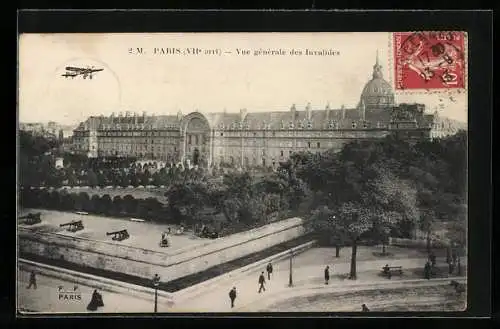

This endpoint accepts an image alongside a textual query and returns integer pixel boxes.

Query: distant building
[73,54,466,167]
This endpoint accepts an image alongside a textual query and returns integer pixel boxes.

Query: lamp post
[288,249,294,287]
[152,273,160,313]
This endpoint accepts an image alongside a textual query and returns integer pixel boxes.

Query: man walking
[266,262,273,280]
[229,287,237,308]
[324,265,330,285]
[429,252,436,267]
[258,272,266,293]
[424,261,431,280]
[26,271,37,289]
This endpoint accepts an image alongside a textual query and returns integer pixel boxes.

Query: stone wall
[18,217,306,282]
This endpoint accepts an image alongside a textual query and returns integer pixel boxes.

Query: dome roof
[359,51,395,110]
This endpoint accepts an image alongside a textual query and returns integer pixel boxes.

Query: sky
[18,33,467,125]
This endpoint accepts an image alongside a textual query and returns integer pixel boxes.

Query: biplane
[62,66,104,79]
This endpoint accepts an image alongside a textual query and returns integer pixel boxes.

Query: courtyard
[19,208,208,252]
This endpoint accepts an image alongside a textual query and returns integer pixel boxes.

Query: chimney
[325,103,331,121]
[240,108,247,121]
[177,110,183,121]
[341,105,346,120]
[305,102,312,121]
[290,104,297,122]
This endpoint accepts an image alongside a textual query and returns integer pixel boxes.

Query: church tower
[359,50,395,111]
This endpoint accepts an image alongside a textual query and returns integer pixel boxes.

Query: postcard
[18,31,468,314]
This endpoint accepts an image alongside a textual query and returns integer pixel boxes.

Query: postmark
[394,31,466,90]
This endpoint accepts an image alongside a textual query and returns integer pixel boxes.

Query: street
[172,246,464,312]
[17,269,171,313]
[18,246,466,313]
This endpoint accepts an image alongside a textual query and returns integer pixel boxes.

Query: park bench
[381,265,403,279]
[450,280,465,295]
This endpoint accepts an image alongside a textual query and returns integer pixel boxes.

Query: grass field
[264,284,466,312]
[19,208,207,252]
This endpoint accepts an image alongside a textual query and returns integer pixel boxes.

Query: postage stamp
[394,31,467,90]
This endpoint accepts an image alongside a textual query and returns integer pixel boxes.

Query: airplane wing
[65,66,85,72]
[90,68,104,73]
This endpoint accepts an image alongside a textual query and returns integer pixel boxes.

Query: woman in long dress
[87,289,104,311]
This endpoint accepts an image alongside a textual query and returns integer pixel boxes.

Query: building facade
[72,56,466,167]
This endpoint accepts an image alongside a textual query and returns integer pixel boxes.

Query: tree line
[20,189,168,222]
[19,128,467,279]
[289,131,467,279]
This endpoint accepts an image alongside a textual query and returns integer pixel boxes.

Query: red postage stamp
[394,31,466,90]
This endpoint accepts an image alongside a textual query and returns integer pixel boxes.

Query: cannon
[60,220,84,232]
[106,229,129,241]
[199,225,219,239]
[19,212,42,225]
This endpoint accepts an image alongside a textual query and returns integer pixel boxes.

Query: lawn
[263,284,466,312]
[286,245,449,267]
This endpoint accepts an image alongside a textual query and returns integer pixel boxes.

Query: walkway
[17,269,171,313]
[172,253,464,312]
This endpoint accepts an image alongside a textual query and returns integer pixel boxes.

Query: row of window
[98,139,176,144]
[98,131,179,137]
[217,142,322,159]
[98,144,178,152]
[217,121,384,131]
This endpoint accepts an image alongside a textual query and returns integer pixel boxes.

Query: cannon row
[19,212,42,225]
[60,220,84,232]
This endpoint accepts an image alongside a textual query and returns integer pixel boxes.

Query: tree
[165,181,209,230]
[122,194,138,215]
[86,170,98,188]
[112,195,123,216]
[76,192,90,212]
[60,191,75,211]
[309,206,349,257]
[90,194,101,213]
[100,194,112,215]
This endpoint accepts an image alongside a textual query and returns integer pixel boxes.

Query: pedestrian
[87,289,104,311]
[266,262,273,280]
[448,261,455,275]
[446,247,452,264]
[424,261,431,280]
[429,252,436,267]
[26,271,37,289]
[229,287,237,308]
[452,248,458,265]
[457,258,462,276]
[362,304,370,312]
[258,272,266,293]
[324,265,330,285]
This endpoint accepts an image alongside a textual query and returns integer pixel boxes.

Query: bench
[381,265,403,278]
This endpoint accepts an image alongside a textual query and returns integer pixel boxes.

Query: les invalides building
[72,55,465,168]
